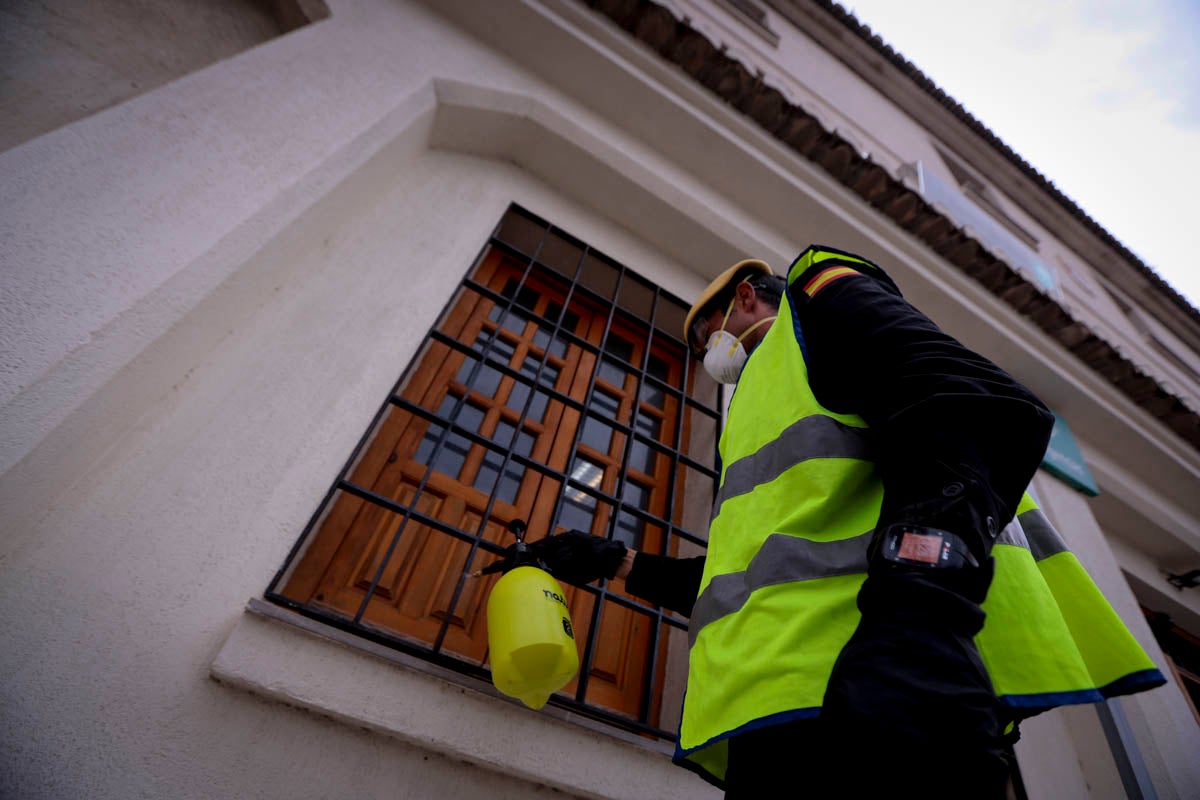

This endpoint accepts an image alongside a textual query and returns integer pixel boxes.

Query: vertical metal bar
[633,295,698,722]
[629,284,668,724]
[665,300,694,554]
[560,267,626,706]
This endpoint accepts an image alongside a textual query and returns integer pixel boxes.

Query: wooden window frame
[266,205,722,742]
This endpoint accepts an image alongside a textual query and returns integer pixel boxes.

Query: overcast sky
[844,0,1200,308]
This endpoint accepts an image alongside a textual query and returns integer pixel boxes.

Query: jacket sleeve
[791,263,1053,523]
[624,552,705,617]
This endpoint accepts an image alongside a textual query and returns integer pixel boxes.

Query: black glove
[528,530,627,586]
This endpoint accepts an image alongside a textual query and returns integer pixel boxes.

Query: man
[526,247,1164,798]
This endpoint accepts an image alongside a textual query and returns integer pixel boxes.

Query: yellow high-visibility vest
[676,246,1165,785]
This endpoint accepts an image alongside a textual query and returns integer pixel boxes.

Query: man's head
[684,259,786,361]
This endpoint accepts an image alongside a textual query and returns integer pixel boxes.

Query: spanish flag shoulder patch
[802,266,861,298]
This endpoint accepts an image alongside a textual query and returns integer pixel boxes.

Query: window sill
[210,599,714,800]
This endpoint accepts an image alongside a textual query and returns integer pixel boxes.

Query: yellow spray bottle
[481,520,580,710]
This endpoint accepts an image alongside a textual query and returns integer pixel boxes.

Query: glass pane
[559,457,604,533]
[415,396,480,480]
[488,335,518,364]
[647,354,670,382]
[502,432,533,503]
[584,360,619,451]
[413,420,446,467]
[414,396,457,468]
[559,493,595,533]
[474,448,526,506]
[496,462,525,506]
[514,430,535,458]
[615,521,643,555]
[508,378,530,417]
[591,388,621,423]
[469,328,516,363]
[528,391,549,423]
[489,303,529,337]
[488,278,538,334]
[492,420,516,448]
[598,356,627,389]
[640,354,671,408]
[639,379,665,409]
[508,361,558,423]
[604,335,635,364]
[580,413,614,453]
[629,440,660,476]
[510,386,551,424]
[474,450,502,495]
[415,425,470,479]
[512,283,539,313]
[528,360,560,388]
[614,482,649,549]
[498,307,528,336]
[473,421,534,505]
[635,412,661,439]
[533,303,580,358]
[456,402,485,433]
[533,302,561,350]
[455,357,504,398]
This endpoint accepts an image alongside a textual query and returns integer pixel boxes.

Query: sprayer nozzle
[506,518,528,541]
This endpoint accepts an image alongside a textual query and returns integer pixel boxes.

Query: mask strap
[715,295,738,336]
[720,316,777,352]
[712,291,776,355]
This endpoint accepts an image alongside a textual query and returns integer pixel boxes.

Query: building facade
[2,1,1198,798]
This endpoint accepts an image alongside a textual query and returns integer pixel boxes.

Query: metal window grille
[267,205,722,742]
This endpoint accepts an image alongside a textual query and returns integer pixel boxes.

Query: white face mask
[703,330,750,384]
[701,297,776,384]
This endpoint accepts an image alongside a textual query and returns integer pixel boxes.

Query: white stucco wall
[2,1,1198,799]
[0,0,290,153]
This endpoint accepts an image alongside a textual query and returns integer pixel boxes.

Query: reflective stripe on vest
[689,509,1071,648]
[689,530,873,647]
[711,416,872,521]
[1015,507,1070,560]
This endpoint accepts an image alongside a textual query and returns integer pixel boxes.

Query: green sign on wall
[1041,412,1100,496]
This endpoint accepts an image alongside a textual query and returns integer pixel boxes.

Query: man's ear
[734,280,756,312]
